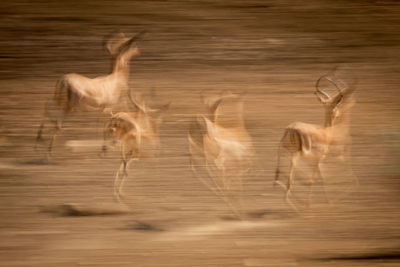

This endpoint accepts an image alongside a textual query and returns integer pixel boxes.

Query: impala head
[104,31,129,56]
[200,90,245,126]
[127,92,170,136]
[105,113,132,140]
[104,31,145,57]
[315,70,356,126]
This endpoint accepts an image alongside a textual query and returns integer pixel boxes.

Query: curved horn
[315,75,331,99]
[325,76,343,93]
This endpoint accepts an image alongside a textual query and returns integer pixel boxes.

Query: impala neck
[325,105,352,143]
[324,108,334,127]
[111,53,134,82]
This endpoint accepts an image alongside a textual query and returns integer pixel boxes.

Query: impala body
[275,72,356,210]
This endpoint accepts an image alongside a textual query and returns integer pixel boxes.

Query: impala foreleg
[307,164,318,207]
[274,144,287,190]
[190,156,228,202]
[205,160,225,197]
[114,161,125,202]
[315,163,330,204]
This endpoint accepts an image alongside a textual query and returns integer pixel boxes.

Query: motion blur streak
[0,0,399,266]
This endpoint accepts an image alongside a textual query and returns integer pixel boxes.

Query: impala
[35,31,144,157]
[274,71,357,210]
[105,93,169,202]
[188,91,254,214]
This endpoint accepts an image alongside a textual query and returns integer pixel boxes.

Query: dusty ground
[0,0,399,266]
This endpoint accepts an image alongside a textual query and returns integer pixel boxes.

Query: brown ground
[0,0,399,266]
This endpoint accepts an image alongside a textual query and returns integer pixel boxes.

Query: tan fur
[188,91,254,215]
[274,72,357,211]
[105,94,168,202]
[36,32,144,157]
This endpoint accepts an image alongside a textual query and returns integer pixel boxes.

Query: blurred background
[0,0,399,266]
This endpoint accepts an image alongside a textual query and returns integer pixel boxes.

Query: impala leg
[117,157,134,199]
[190,157,222,198]
[98,109,108,155]
[274,152,289,191]
[36,100,52,150]
[206,160,224,197]
[115,148,133,202]
[234,169,245,216]
[35,121,46,151]
[315,164,330,204]
[46,109,68,159]
[99,120,110,158]
[274,146,282,186]
[307,164,318,207]
[223,167,244,218]
[46,121,61,158]
[114,161,125,202]
[117,160,128,201]
[286,155,299,212]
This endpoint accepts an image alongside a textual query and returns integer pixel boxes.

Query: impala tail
[53,76,72,110]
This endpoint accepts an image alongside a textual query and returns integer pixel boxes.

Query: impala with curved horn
[274,70,357,211]
[35,31,145,157]
[104,93,169,202]
[188,91,254,215]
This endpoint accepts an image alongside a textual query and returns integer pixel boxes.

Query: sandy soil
[0,0,399,266]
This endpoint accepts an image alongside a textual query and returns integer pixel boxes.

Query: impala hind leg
[114,151,133,203]
[46,115,65,158]
[47,122,59,155]
[35,120,46,151]
[99,119,110,158]
[286,154,299,212]
[274,146,288,190]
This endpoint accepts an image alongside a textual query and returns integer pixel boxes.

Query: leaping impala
[274,70,357,211]
[188,91,254,215]
[35,31,145,157]
[104,93,169,202]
